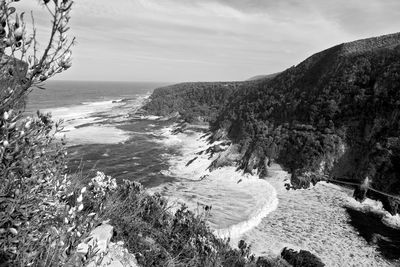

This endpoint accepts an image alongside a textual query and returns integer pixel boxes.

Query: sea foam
[346,197,400,229]
[150,125,279,240]
[43,98,142,145]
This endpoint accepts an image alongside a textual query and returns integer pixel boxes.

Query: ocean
[26,81,399,266]
[26,80,174,187]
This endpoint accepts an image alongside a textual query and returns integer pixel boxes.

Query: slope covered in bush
[142,81,263,122]
[210,32,400,213]
[102,180,292,267]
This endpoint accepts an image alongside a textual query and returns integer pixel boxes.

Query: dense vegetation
[142,81,263,122]
[211,33,400,214]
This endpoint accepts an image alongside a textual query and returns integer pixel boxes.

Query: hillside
[210,32,400,214]
[247,72,281,81]
[142,81,262,122]
[143,33,400,215]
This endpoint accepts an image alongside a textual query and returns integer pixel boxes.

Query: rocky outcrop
[77,222,139,267]
[281,247,325,267]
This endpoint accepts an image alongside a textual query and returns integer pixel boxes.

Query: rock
[88,223,114,254]
[81,223,139,267]
[353,186,367,202]
[87,242,139,267]
[281,247,325,267]
[77,243,89,255]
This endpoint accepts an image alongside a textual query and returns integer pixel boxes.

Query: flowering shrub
[89,171,117,200]
[0,110,101,266]
[101,180,281,267]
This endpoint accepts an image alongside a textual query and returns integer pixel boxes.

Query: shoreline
[149,121,400,266]
[241,165,399,266]
[148,123,280,241]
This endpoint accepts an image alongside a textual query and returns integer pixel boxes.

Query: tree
[0,1,96,266]
[0,0,75,112]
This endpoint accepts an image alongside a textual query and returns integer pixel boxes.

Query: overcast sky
[19,0,400,82]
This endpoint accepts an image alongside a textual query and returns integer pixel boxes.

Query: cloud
[15,0,400,82]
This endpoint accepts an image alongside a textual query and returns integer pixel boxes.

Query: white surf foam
[150,125,279,240]
[346,197,400,229]
[43,98,136,145]
[240,165,394,266]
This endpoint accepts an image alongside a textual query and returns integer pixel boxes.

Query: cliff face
[211,32,400,214]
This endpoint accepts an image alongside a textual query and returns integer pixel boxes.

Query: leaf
[8,7,16,15]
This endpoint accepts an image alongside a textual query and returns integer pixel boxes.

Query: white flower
[68,207,74,215]
[76,194,83,203]
[78,204,84,211]
[64,218,69,224]
[80,187,86,194]
[14,27,23,39]
[24,120,32,129]
[3,111,9,120]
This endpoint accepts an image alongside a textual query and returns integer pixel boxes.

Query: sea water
[26,81,399,267]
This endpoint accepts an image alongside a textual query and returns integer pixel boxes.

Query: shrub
[101,180,275,267]
[0,1,93,266]
[0,110,103,266]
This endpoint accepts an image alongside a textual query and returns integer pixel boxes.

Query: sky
[18,0,400,83]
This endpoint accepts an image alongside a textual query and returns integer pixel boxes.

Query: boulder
[78,222,139,267]
[89,223,114,254]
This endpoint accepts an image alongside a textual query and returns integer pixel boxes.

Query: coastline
[148,123,280,241]
[148,122,400,266]
[241,165,398,266]
[39,88,400,265]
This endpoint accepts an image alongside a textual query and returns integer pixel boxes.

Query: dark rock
[346,208,400,260]
[353,186,368,202]
[185,157,198,167]
[281,247,325,267]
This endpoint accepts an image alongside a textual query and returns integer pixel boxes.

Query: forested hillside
[142,81,262,122]
[143,33,400,215]
[211,33,400,214]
